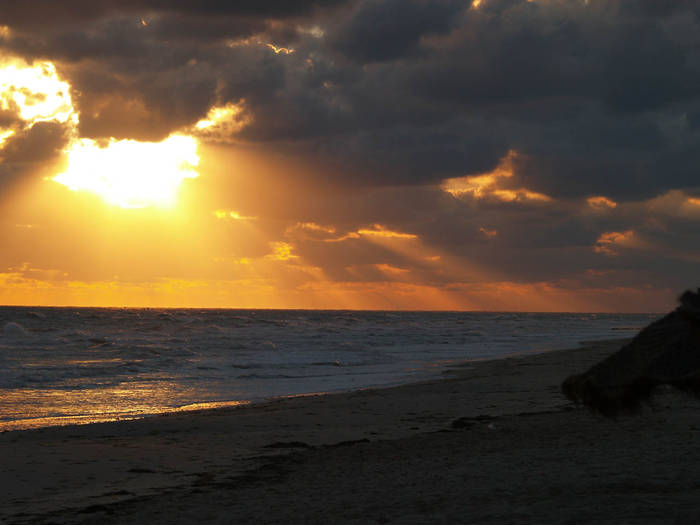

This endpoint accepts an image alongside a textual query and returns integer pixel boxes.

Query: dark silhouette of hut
[562,289,700,416]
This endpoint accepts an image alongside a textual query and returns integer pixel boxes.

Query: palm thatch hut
[562,289,700,416]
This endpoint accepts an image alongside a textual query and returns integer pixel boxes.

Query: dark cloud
[0,0,347,31]
[0,121,70,190]
[0,108,21,129]
[0,0,350,141]
[64,57,220,141]
[2,0,700,305]
[3,0,700,200]
[0,121,69,163]
[154,0,699,203]
[329,0,464,63]
[146,14,266,43]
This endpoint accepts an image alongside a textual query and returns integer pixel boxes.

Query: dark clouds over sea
[1,0,699,308]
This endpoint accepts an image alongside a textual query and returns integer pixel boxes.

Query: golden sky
[0,2,698,312]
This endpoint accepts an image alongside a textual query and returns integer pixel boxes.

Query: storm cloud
[1,0,700,310]
[3,0,700,199]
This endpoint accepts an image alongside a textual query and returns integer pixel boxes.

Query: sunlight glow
[0,59,77,125]
[193,101,249,140]
[226,38,295,55]
[53,135,199,208]
[266,43,295,55]
[195,103,243,130]
[0,128,14,146]
[0,56,205,210]
[214,210,256,220]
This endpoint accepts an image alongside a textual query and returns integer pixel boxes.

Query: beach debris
[562,289,700,416]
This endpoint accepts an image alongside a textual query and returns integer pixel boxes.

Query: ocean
[0,307,657,431]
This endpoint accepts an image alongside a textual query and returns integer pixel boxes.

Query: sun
[0,55,201,209]
[53,135,200,209]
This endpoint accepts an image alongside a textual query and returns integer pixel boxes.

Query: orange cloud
[642,190,700,219]
[587,196,617,210]
[479,226,498,239]
[324,232,361,242]
[287,222,337,235]
[375,263,410,275]
[594,230,636,255]
[357,224,418,239]
[0,261,673,312]
[297,222,336,233]
[441,150,551,203]
[0,273,280,308]
[324,224,418,243]
[266,241,298,261]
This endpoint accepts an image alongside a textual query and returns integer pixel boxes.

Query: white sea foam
[2,321,28,337]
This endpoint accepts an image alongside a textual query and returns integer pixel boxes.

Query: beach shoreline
[0,337,631,435]
[7,337,700,523]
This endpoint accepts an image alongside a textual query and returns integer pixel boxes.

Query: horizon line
[0,304,666,315]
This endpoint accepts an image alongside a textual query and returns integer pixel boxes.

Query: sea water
[0,307,657,431]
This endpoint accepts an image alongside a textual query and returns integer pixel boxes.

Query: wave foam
[3,322,28,337]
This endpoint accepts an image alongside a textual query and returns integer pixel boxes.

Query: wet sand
[4,339,700,523]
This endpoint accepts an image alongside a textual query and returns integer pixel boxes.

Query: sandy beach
[4,338,700,524]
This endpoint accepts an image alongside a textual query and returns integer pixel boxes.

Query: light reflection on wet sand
[0,385,248,432]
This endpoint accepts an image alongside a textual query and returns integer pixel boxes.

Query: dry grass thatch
[562,289,700,416]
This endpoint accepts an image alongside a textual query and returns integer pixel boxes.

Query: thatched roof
[562,289,700,416]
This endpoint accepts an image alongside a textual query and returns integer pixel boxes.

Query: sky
[0,0,698,312]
